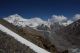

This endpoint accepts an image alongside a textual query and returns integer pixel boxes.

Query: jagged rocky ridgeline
[51,19,80,53]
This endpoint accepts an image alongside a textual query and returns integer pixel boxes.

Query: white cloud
[51,15,67,22]
[73,14,80,21]
[67,20,73,25]
[62,20,73,26]
[48,15,74,26]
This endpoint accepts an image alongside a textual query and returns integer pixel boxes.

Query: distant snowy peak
[3,14,73,30]
[4,14,25,22]
[3,14,49,28]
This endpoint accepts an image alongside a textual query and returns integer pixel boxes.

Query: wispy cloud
[48,15,73,26]
[50,15,67,22]
[73,14,80,21]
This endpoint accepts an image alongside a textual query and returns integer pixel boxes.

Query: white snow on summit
[3,14,73,29]
[4,14,49,28]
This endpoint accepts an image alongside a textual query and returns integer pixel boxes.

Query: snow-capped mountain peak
[3,14,49,28]
[4,14,25,21]
[3,14,73,30]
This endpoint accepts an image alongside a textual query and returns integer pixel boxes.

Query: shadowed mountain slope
[51,19,80,52]
[0,30,35,53]
[0,19,57,53]
[58,19,80,47]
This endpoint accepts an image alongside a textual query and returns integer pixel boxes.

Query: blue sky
[0,0,80,19]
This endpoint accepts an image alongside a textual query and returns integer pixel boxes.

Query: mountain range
[0,14,80,53]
